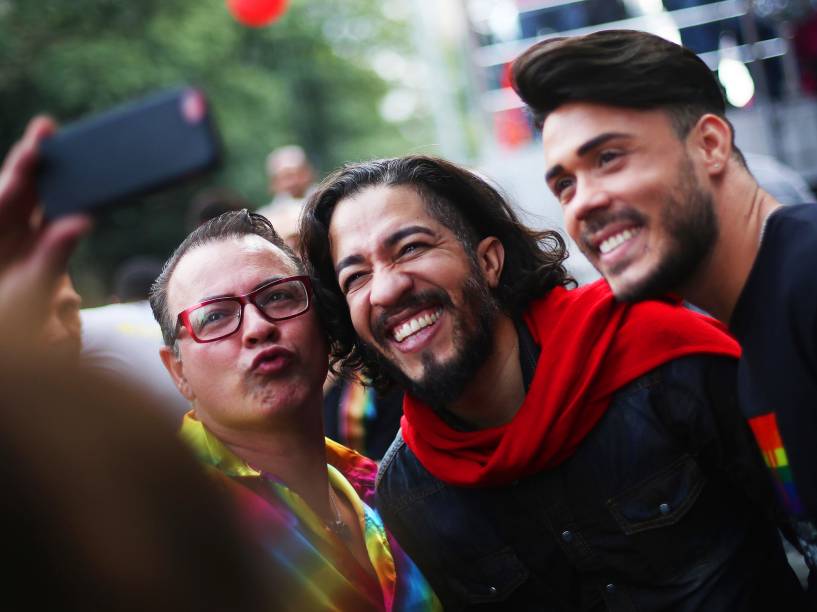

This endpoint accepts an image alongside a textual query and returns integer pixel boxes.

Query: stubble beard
[611,155,718,303]
[365,274,500,412]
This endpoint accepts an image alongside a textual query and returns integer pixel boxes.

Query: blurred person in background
[186,185,248,232]
[261,199,302,250]
[149,210,439,610]
[258,144,317,213]
[41,271,83,359]
[512,28,817,597]
[110,255,164,303]
[744,152,817,205]
[0,117,279,612]
[321,371,404,462]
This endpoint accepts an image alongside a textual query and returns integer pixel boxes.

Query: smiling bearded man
[512,29,817,598]
[300,155,809,611]
[367,268,498,411]
[574,150,718,302]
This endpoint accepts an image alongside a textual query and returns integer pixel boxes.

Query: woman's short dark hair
[299,155,574,389]
[511,29,743,163]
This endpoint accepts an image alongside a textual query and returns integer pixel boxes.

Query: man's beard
[615,155,718,302]
[364,274,499,411]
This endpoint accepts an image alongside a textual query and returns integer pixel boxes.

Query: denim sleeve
[376,434,457,607]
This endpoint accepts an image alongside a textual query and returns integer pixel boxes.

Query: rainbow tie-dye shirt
[181,413,440,611]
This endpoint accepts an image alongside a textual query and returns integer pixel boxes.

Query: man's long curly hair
[300,155,574,390]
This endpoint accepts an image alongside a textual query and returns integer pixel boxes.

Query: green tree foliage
[0,0,428,303]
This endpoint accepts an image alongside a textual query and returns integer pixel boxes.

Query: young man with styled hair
[512,29,817,596]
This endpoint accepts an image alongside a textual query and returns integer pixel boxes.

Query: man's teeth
[599,228,639,255]
[393,309,441,342]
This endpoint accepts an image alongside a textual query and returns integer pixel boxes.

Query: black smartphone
[37,86,221,219]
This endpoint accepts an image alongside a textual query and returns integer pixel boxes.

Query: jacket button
[487,586,497,596]
[606,583,617,594]
[659,502,670,515]
[561,529,574,542]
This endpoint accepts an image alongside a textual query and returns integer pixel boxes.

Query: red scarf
[400,280,740,487]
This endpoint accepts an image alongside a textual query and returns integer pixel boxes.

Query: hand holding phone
[37,86,221,219]
[0,117,91,351]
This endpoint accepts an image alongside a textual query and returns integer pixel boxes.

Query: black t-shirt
[730,204,817,547]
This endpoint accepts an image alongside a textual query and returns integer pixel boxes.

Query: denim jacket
[376,355,808,611]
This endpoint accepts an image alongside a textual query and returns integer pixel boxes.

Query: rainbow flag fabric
[747,412,805,517]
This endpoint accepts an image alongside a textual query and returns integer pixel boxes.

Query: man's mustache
[372,289,453,343]
[580,209,646,248]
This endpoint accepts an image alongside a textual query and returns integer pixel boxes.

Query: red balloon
[226,0,289,27]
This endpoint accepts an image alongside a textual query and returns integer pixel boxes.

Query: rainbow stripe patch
[748,412,805,517]
[339,378,376,455]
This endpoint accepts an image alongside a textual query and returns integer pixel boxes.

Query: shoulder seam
[375,429,404,489]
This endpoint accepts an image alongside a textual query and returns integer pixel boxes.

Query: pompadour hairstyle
[149,210,303,349]
[511,29,743,162]
[299,155,574,389]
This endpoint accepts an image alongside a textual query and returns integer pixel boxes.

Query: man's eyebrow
[199,276,285,301]
[334,226,435,275]
[544,132,630,183]
[335,254,364,276]
[545,164,565,184]
[576,132,629,157]
[384,225,434,248]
